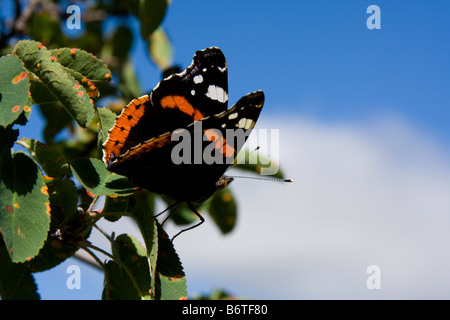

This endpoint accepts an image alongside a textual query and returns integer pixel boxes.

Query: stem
[94,223,114,243]
[86,195,100,214]
[14,140,30,150]
[80,247,104,270]
[84,243,115,261]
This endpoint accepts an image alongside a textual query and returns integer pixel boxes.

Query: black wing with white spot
[150,47,228,128]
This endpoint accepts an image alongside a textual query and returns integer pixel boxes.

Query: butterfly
[102,47,264,238]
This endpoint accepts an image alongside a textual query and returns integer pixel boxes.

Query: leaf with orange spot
[45,178,78,227]
[48,47,113,100]
[13,40,94,128]
[0,152,51,263]
[0,55,29,127]
[103,234,152,300]
[96,107,117,159]
[154,223,187,300]
[19,138,70,178]
[208,187,237,235]
[0,242,39,299]
[131,199,158,295]
[49,47,111,82]
[27,236,78,273]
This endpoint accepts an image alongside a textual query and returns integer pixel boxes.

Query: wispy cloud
[158,115,450,299]
[83,114,450,299]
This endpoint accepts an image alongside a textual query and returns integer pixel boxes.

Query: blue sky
[150,1,450,142]
[6,1,450,299]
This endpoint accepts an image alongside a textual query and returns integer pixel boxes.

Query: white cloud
[89,114,450,299]
[163,115,450,299]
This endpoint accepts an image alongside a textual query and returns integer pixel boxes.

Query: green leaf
[149,26,172,70]
[70,157,135,196]
[103,260,139,300]
[104,234,152,300]
[29,80,57,105]
[0,241,40,300]
[120,59,142,99]
[193,288,236,300]
[155,223,187,300]
[49,48,113,100]
[112,25,134,61]
[45,177,78,227]
[27,177,88,273]
[131,199,158,294]
[13,94,32,126]
[96,107,117,157]
[139,0,168,39]
[49,48,112,82]
[0,126,19,154]
[13,40,94,128]
[27,11,64,46]
[19,138,70,178]
[102,196,129,222]
[27,238,78,273]
[167,201,202,226]
[208,187,237,234]
[0,55,30,127]
[0,152,51,263]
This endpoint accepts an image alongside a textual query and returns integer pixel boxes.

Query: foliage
[0,0,285,300]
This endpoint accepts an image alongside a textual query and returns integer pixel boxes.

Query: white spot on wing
[191,90,195,96]
[218,66,227,73]
[205,85,228,103]
[237,118,255,130]
[228,112,238,120]
[193,74,203,84]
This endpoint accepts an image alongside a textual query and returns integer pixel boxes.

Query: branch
[14,0,41,33]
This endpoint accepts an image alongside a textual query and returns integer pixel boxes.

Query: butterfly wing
[103,47,228,166]
[108,91,264,203]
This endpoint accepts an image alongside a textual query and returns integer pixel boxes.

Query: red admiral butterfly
[102,47,264,237]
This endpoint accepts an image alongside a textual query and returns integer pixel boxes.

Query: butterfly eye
[108,152,117,167]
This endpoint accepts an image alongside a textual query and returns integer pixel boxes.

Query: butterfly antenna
[226,146,261,173]
[170,202,205,243]
[231,175,294,183]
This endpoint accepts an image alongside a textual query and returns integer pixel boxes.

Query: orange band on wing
[160,95,204,121]
[103,96,150,164]
[204,129,235,158]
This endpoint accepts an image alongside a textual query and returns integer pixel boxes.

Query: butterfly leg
[153,200,181,220]
[170,202,205,243]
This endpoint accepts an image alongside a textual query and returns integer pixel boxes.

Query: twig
[86,195,100,214]
[78,248,104,270]
[14,0,41,33]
